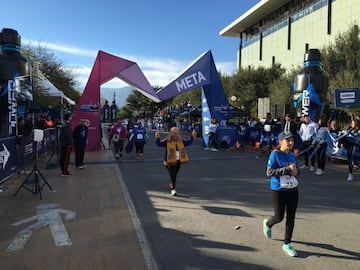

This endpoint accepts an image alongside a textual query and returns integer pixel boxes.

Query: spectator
[299,115,318,171]
[23,113,34,137]
[59,113,73,176]
[44,115,54,129]
[311,117,329,176]
[73,119,88,169]
[339,119,360,181]
[206,118,219,151]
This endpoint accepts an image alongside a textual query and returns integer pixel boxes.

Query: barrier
[0,128,58,182]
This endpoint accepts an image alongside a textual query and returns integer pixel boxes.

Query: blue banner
[157,50,231,125]
[0,136,21,181]
[201,88,211,147]
[335,88,360,108]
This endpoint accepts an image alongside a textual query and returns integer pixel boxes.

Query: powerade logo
[301,89,310,116]
[176,71,206,92]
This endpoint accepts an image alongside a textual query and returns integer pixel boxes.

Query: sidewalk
[0,149,148,270]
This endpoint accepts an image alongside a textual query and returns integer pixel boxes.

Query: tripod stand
[14,135,53,200]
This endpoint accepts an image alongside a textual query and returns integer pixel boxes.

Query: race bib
[279,175,298,189]
[136,134,144,140]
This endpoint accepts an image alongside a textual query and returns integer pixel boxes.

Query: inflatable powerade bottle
[0,28,30,137]
[292,49,328,121]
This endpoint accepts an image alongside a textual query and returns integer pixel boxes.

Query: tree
[321,24,360,119]
[21,44,80,108]
[124,86,168,119]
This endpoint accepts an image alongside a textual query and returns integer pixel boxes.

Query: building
[220,0,360,70]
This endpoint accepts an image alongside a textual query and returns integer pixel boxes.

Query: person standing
[263,132,299,257]
[132,122,147,160]
[59,113,73,176]
[311,117,329,176]
[155,127,197,196]
[22,112,34,137]
[109,119,127,159]
[339,119,360,181]
[44,115,54,129]
[282,113,300,151]
[299,115,318,171]
[206,118,218,151]
[73,119,88,169]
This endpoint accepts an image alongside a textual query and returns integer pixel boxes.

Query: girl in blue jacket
[263,132,300,257]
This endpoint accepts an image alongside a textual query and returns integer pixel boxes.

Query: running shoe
[263,219,272,239]
[282,243,297,257]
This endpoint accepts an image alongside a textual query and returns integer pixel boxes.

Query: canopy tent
[38,74,76,105]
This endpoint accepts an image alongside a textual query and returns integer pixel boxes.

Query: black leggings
[135,141,145,154]
[302,140,315,166]
[316,143,327,170]
[268,189,299,244]
[346,145,354,174]
[166,162,181,190]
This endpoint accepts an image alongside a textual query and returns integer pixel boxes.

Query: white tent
[39,74,76,105]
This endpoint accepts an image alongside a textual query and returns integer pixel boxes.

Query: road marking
[7,203,76,252]
[115,165,159,270]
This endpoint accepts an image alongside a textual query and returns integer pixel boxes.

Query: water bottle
[0,28,30,137]
[292,49,328,121]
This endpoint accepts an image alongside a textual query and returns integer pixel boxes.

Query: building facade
[220,0,360,70]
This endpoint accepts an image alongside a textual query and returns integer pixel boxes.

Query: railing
[0,128,58,183]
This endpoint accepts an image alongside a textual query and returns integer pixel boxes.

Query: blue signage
[335,88,360,107]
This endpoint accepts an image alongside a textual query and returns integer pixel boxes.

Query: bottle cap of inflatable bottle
[0,28,21,48]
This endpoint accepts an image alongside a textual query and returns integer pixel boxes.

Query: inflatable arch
[71,50,160,151]
[72,50,231,151]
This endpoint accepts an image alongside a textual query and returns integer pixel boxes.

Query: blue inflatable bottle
[292,49,328,121]
[0,28,30,137]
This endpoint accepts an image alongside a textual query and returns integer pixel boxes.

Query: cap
[278,132,293,141]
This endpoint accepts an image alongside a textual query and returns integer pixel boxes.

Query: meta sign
[335,88,360,107]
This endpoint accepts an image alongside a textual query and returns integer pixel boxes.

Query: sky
[2,0,259,90]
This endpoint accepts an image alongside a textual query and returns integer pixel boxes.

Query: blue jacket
[133,127,147,142]
[266,150,299,191]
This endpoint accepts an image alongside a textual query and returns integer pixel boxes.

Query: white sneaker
[314,168,324,176]
[211,148,218,152]
[170,189,177,196]
[309,166,316,172]
[204,147,210,150]
[300,164,308,169]
[347,173,354,181]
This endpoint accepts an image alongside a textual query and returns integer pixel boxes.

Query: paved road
[119,130,360,270]
[0,129,359,270]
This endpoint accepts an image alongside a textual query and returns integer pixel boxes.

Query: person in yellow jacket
[155,127,197,196]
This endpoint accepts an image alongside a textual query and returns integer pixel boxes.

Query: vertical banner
[8,80,17,136]
[201,88,211,147]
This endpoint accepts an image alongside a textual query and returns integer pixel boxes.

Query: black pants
[166,161,181,190]
[346,144,355,174]
[268,189,299,244]
[60,145,72,173]
[135,141,145,154]
[316,143,327,170]
[74,145,86,167]
[302,140,315,166]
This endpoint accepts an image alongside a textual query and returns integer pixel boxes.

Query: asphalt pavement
[0,129,359,270]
